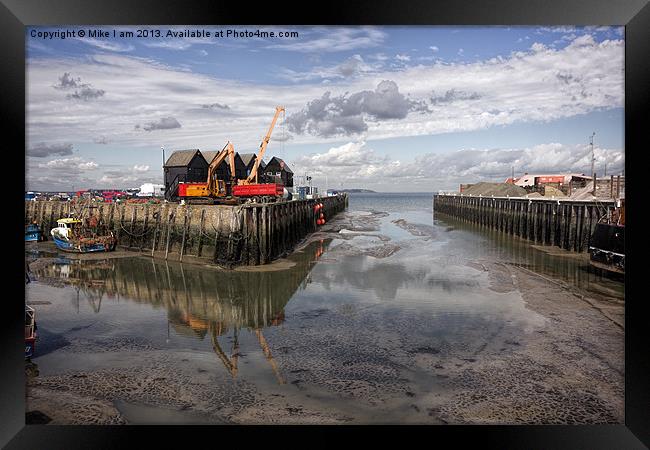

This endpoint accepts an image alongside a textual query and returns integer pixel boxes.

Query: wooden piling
[129,207,136,248]
[48,205,55,234]
[213,227,220,263]
[566,204,574,251]
[197,209,206,257]
[579,205,589,252]
[242,208,250,265]
[151,214,158,257]
[108,203,115,230]
[252,206,260,265]
[165,210,174,260]
[180,207,189,262]
[116,204,126,244]
[141,204,149,251]
[261,205,268,264]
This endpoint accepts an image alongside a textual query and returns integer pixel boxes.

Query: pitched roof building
[263,157,293,187]
[201,151,248,180]
[238,152,267,179]
[513,173,591,187]
[163,149,208,200]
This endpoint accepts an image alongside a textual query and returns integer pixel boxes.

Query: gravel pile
[543,186,566,197]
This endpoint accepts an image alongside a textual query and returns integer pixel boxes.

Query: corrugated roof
[164,149,201,167]
[514,173,592,187]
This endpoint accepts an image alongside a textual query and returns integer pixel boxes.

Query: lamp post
[589,132,596,178]
[161,145,165,187]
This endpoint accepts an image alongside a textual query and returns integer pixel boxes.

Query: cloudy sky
[26,26,624,192]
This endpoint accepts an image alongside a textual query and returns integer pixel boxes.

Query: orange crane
[238,106,285,186]
[209,324,285,384]
[233,106,286,200]
[178,141,237,204]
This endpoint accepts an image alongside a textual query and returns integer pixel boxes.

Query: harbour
[25,194,348,267]
[18,23,632,435]
[25,192,624,424]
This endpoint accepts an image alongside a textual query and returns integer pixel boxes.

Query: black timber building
[264,157,293,187]
[163,149,208,200]
[239,153,267,181]
[201,151,248,181]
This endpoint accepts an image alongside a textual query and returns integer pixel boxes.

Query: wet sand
[25,204,624,425]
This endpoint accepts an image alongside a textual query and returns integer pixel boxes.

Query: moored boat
[25,222,43,242]
[50,218,117,253]
[589,199,624,274]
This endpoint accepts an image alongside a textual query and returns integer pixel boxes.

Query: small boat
[589,199,624,274]
[25,305,37,359]
[25,222,43,242]
[50,218,117,253]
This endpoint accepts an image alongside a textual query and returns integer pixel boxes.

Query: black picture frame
[3,0,648,447]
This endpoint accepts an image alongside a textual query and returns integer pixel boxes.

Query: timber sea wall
[433,194,617,252]
[25,194,348,266]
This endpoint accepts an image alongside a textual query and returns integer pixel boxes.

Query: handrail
[166,173,186,201]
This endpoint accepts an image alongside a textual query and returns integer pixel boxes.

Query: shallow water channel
[25,193,624,424]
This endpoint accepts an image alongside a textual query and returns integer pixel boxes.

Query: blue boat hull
[25,224,42,242]
[25,232,41,242]
[52,236,114,253]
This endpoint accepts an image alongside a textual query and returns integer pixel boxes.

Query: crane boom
[207,141,236,193]
[241,106,285,185]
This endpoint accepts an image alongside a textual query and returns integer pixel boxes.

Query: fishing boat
[589,199,624,274]
[50,218,117,253]
[25,305,37,359]
[25,222,43,242]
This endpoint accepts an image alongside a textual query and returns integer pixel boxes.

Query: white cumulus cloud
[133,164,150,172]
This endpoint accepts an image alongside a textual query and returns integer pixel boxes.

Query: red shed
[535,175,565,185]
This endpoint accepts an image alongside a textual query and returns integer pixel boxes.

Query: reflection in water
[26,194,624,424]
[32,240,328,383]
[434,214,624,300]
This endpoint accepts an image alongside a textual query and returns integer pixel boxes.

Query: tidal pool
[25,193,624,424]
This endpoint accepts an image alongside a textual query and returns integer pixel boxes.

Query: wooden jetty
[433,194,617,253]
[25,195,348,266]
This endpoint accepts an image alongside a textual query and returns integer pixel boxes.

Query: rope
[118,222,152,237]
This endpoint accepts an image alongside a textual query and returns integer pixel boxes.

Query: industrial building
[508,173,592,188]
